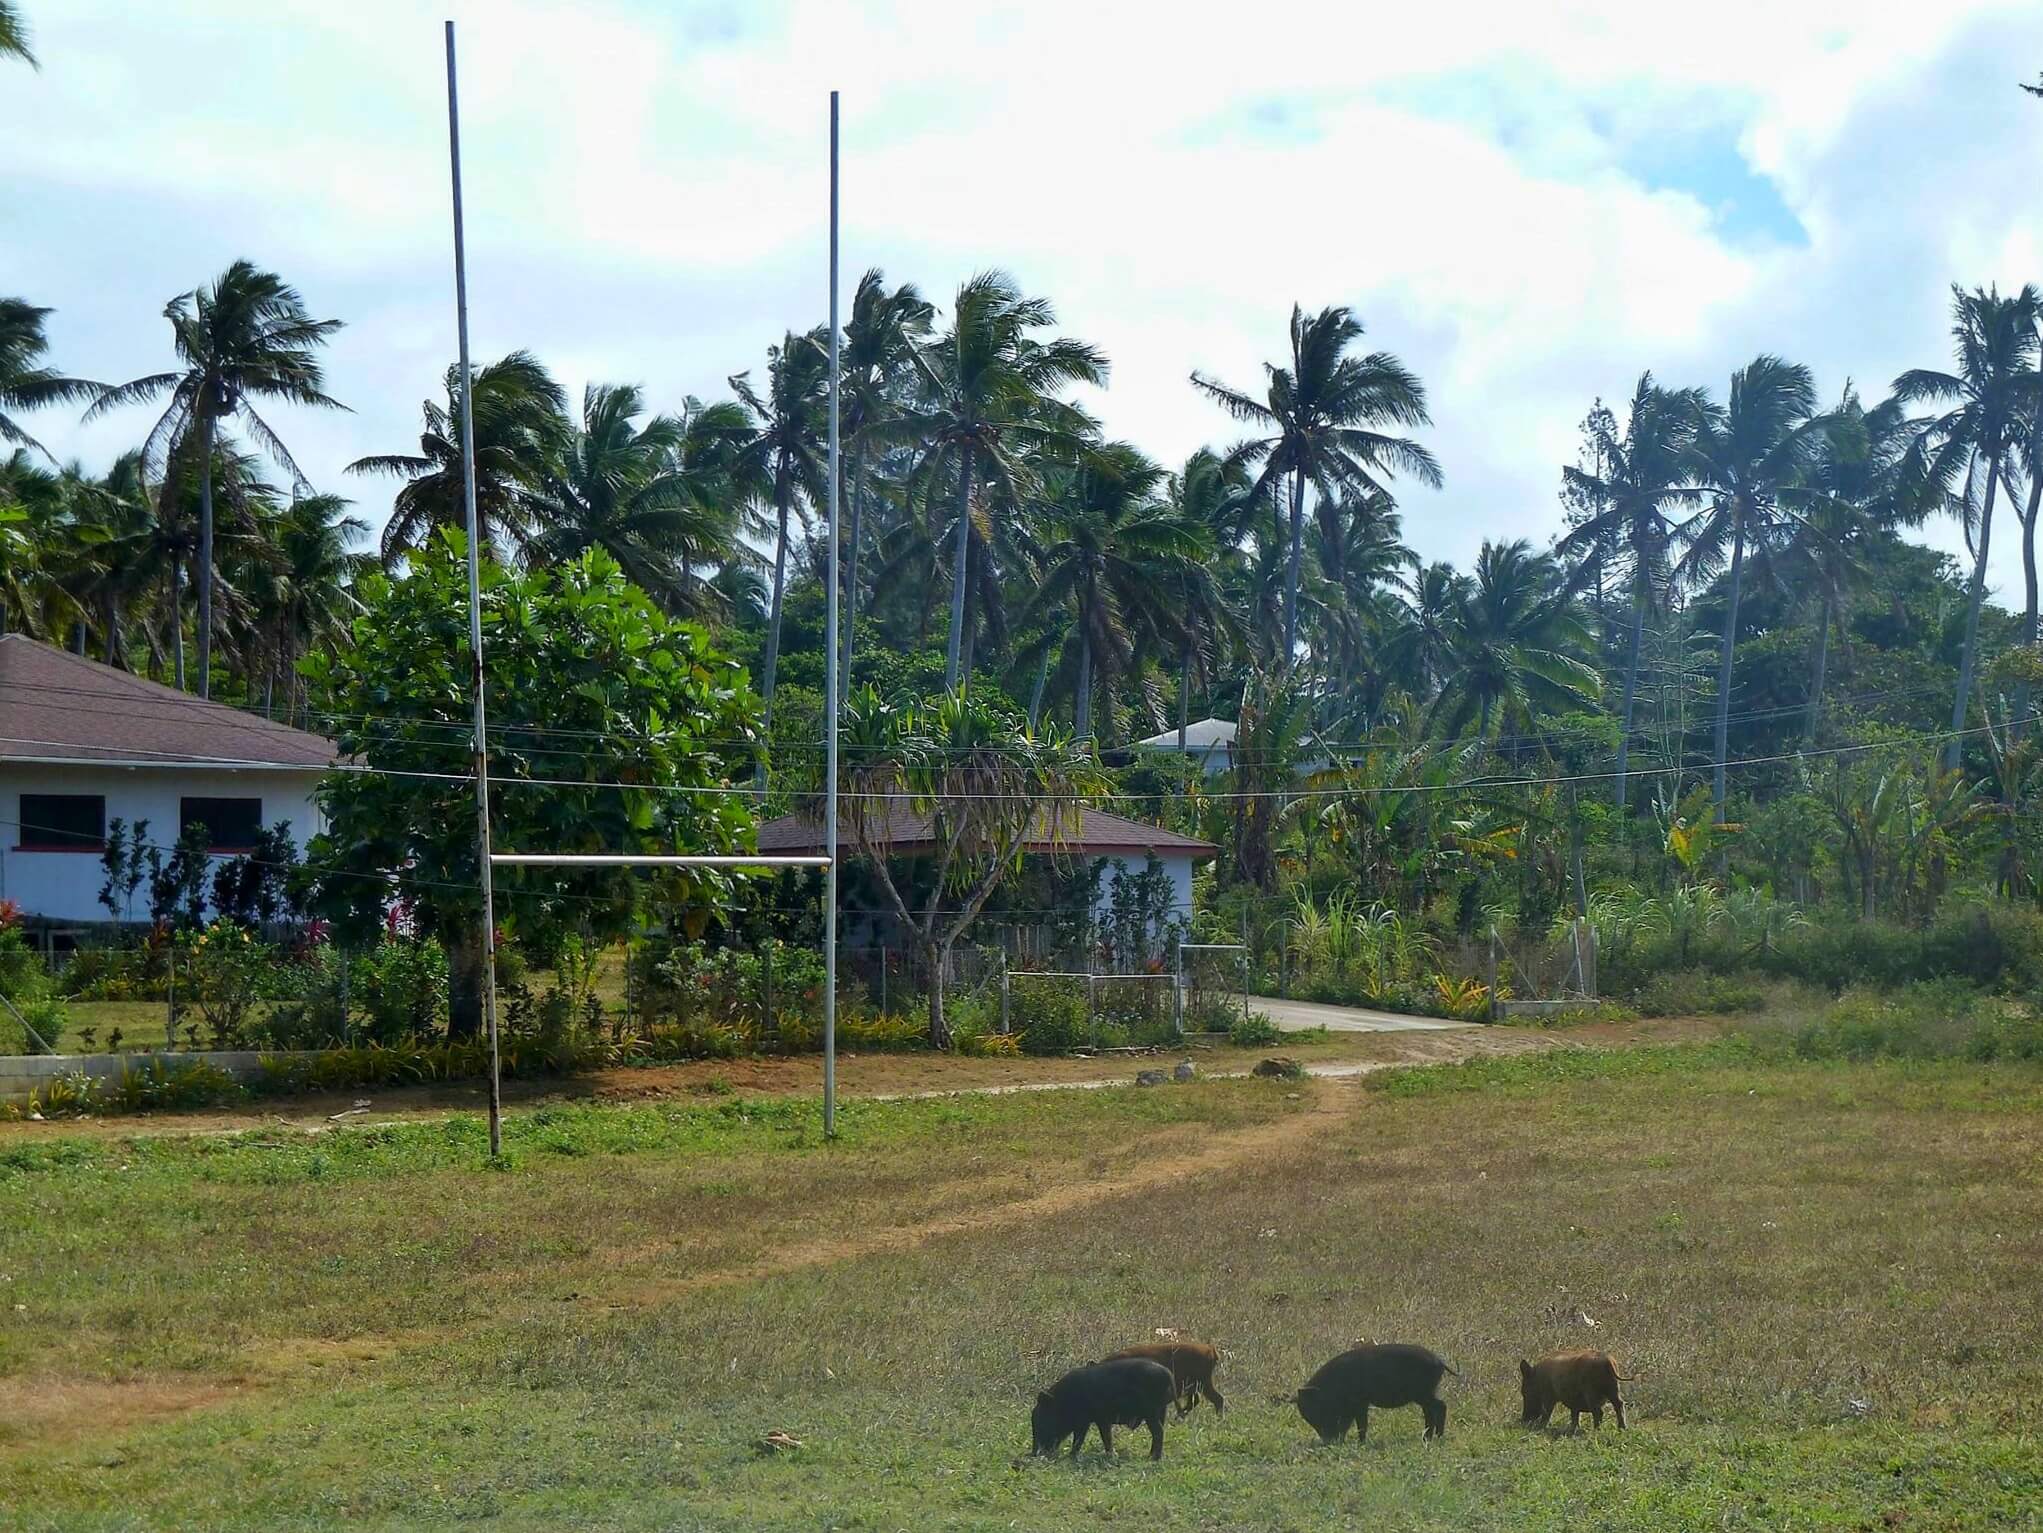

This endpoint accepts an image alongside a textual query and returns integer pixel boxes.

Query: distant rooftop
[0,635,337,769]
[1132,718,1236,752]
[760,803,1216,859]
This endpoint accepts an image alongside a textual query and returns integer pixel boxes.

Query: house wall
[1090,853,1197,936]
[0,764,325,925]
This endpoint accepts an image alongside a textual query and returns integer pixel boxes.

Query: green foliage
[1004,979,1091,1055]
[1790,981,2043,1062]
[304,539,759,1033]
[1632,969,1770,1017]
[1226,1010,1281,1046]
[176,920,272,1049]
[350,938,448,1045]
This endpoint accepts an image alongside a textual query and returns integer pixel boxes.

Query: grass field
[2,1033,2039,1530]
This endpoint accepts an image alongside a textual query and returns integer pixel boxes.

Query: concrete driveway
[1250,995,1472,1033]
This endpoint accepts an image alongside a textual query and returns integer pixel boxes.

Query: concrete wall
[0,1048,290,1107]
[1091,853,1197,935]
[0,764,324,925]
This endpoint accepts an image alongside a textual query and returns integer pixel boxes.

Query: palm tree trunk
[1075,629,1093,740]
[1614,586,1645,809]
[944,443,974,690]
[1028,648,1050,731]
[197,410,217,698]
[1805,595,1832,747]
[760,495,792,740]
[1284,467,1305,667]
[1948,451,2002,771]
[2017,467,2042,724]
[1712,517,1747,817]
[1178,639,1192,753]
[171,558,186,691]
[840,448,866,682]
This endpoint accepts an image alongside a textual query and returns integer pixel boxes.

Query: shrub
[178,921,272,1048]
[1227,1011,1282,1047]
[352,938,449,1045]
[1632,969,1768,1018]
[1007,981,1091,1055]
[258,943,352,1050]
[1790,980,2000,1062]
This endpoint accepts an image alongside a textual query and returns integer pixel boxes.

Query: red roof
[0,635,337,769]
[759,803,1216,859]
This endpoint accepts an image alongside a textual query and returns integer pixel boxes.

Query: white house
[0,636,335,930]
[1131,717,1238,776]
[758,804,1216,954]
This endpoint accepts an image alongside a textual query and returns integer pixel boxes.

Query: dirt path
[0,1016,1714,1142]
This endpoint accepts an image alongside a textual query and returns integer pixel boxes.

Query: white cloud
[9,0,2043,597]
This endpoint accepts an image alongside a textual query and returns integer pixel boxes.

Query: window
[179,797,262,852]
[19,794,106,851]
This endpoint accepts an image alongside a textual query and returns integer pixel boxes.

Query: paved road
[1250,995,1471,1033]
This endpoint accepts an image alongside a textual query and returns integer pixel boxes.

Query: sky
[10,0,2043,597]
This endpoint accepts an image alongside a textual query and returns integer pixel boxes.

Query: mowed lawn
[2,1042,2040,1530]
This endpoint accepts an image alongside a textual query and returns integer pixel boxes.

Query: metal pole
[445,20,504,1158]
[822,89,842,1139]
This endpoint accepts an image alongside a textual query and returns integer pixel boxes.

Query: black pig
[1030,1358,1176,1460]
[1294,1342,1455,1443]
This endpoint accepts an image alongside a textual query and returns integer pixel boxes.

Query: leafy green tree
[240,493,372,721]
[904,272,1108,690]
[1555,375,1702,805]
[1,299,95,457]
[1678,355,1822,812]
[837,686,1106,1047]
[1192,304,1439,666]
[350,350,567,563]
[304,539,760,1036]
[87,261,345,697]
[1894,284,2043,766]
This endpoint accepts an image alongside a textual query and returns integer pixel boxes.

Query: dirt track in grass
[0,1014,1717,1141]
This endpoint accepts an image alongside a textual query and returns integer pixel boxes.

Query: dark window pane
[179,797,262,852]
[20,794,106,850]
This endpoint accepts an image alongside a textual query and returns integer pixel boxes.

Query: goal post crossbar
[490,854,831,868]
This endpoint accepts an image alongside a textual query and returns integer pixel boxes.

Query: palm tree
[525,384,737,615]
[837,271,933,679]
[730,334,829,741]
[1677,355,1822,813]
[85,261,345,697]
[350,350,566,563]
[258,495,372,720]
[1791,387,1908,743]
[905,272,1108,690]
[1555,375,1703,807]
[1894,284,2043,766]
[1191,304,1440,667]
[0,1,34,66]
[1018,442,1206,741]
[1164,449,1252,749]
[1430,539,1601,745]
[1387,560,1471,701]
[70,450,195,673]
[1,300,96,458]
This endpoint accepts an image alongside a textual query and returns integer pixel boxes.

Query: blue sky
[8,0,2043,597]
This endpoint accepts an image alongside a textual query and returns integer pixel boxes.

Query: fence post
[763,940,775,1044]
[1087,973,1098,1049]
[1485,926,1500,1023]
[1279,917,1289,998]
[1001,959,1011,1035]
[880,947,887,1015]
[1172,941,1183,1038]
[165,945,177,1049]
[1582,918,1598,1000]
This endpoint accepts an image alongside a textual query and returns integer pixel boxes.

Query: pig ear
[1037,1391,1052,1407]
[1518,1360,1532,1378]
